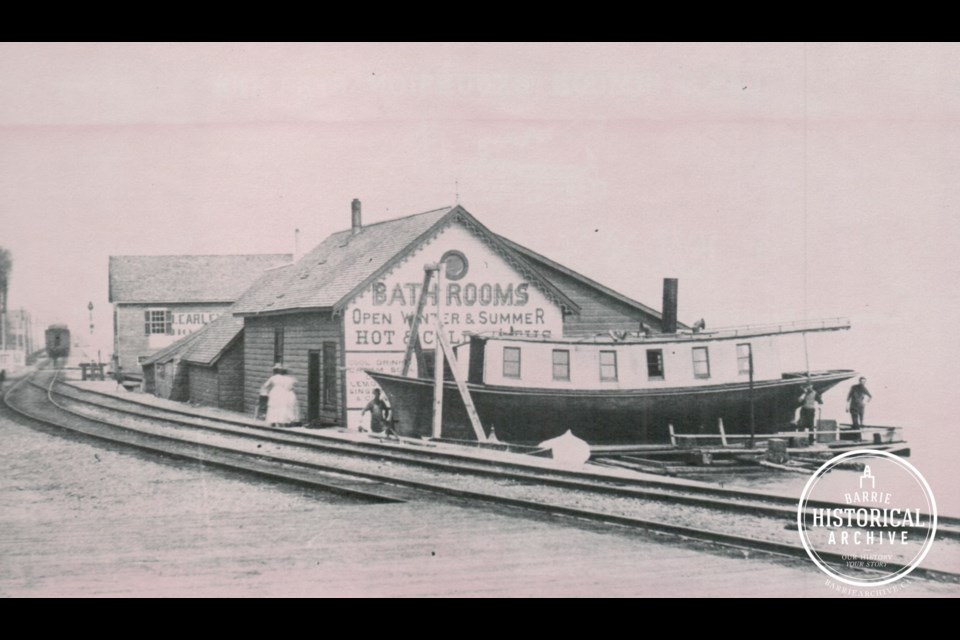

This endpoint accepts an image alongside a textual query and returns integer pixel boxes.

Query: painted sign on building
[172,311,221,337]
[342,222,564,430]
[146,310,222,350]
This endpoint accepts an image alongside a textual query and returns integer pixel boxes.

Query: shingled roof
[141,310,245,367]
[140,327,206,366]
[180,312,245,366]
[109,254,293,304]
[232,205,579,316]
[496,235,670,323]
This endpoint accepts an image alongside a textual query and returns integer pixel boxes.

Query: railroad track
[3,370,406,505]
[6,367,960,584]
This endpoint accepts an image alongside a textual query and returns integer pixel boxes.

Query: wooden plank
[432,321,445,439]
[401,268,434,377]
[437,329,487,442]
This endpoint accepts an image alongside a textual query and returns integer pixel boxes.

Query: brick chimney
[351,199,362,235]
[662,278,678,333]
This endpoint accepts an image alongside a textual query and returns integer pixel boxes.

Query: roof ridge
[326,205,455,235]
[110,253,292,259]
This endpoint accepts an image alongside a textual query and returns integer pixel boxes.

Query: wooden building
[140,330,200,401]
[108,254,290,373]
[181,313,246,412]
[141,311,245,411]
[231,202,673,430]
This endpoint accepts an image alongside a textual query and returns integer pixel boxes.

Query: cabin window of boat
[692,346,710,379]
[646,349,664,380]
[736,343,752,375]
[503,347,521,378]
[552,349,570,381]
[600,350,618,382]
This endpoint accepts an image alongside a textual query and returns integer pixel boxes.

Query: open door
[307,343,339,426]
[307,350,321,424]
[322,342,338,423]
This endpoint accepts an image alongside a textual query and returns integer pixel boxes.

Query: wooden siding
[216,339,244,411]
[186,339,243,411]
[243,312,343,423]
[529,263,664,336]
[150,360,189,401]
[188,365,219,407]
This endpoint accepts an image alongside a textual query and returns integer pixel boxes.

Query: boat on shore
[366,317,859,445]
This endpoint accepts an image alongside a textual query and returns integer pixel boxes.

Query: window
[552,349,570,381]
[737,343,753,375]
[144,309,171,335]
[440,250,469,281]
[600,350,618,381]
[503,346,521,378]
[274,328,285,365]
[646,349,664,380]
[692,347,710,379]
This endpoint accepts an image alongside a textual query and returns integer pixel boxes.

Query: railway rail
[5,366,959,585]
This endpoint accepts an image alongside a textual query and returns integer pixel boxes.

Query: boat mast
[431,262,445,439]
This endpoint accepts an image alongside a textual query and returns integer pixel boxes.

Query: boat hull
[365,370,857,445]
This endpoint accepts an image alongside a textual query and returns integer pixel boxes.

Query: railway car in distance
[45,324,71,365]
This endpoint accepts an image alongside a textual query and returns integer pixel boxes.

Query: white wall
[342,219,565,429]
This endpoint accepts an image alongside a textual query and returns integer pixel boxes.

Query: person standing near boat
[361,388,393,436]
[798,383,822,431]
[262,364,300,428]
[846,377,873,427]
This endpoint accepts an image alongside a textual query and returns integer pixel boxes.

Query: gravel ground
[3,389,957,597]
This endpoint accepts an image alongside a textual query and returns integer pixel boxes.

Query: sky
[2,43,959,494]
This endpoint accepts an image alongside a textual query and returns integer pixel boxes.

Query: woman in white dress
[263,364,300,428]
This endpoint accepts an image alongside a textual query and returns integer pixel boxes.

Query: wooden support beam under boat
[437,327,487,443]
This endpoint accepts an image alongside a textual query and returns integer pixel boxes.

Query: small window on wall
[692,346,711,379]
[600,350,618,382]
[274,328,285,365]
[503,347,521,378]
[144,309,172,335]
[552,349,570,381]
[737,343,753,375]
[646,349,664,380]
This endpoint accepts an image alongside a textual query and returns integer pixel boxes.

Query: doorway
[307,342,339,425]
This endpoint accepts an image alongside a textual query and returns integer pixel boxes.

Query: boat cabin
[458,318,851,390]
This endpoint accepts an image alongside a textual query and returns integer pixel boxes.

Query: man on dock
[361,388,396,439]
[846,377,873,427]
[798,383,822,431]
